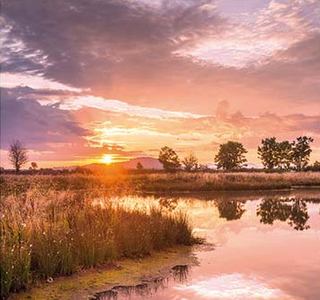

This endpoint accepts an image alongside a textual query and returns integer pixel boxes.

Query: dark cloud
[0,88,89,149]
[1,0,224,88]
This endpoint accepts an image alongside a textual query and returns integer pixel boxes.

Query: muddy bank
[10,246,197,300]
[92,264,189,300]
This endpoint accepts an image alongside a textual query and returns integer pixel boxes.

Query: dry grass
[0,187,194,299]
[1,172,320,197]
[132,172,320,192]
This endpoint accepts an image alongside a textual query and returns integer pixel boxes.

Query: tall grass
[0,189,195,299]
[133,172,320,192]
[1,172,320,198]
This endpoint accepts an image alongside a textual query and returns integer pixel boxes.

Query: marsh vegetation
[0,182,195,299]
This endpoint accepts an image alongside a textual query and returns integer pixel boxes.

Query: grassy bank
[10,246,195,300]
[0,189,195,299]
[134,172,320,192]
[1,172,320,196]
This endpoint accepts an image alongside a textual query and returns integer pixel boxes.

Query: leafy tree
[8,140,28,172]
[291,136,313,171]
[214,141,247,170]
[136,162,143,170]
[277,141,292,170]
[182,153,198,171]
[311,161,320,171]
[257,137,279,170]
[31,162,38,170]
[158,146,181,171]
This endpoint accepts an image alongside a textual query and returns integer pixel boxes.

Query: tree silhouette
[257,198,310,230]
[291,136,313,171]
[136,162,143,170]
[182,153,198,171]
[215,141,247,170]
[9,140,28,172]
[258,137,280,170]
[277,140,292,170]
[31,162,38,170]
[158,146,181,171]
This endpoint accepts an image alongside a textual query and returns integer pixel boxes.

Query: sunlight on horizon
[101,154,113,164]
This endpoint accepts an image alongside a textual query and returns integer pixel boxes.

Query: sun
[101,154,113,164]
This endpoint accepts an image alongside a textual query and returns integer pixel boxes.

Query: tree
[136,162,143,170]
[311,161,320,171]
[31,162,38,170]
[182,153,198,171]
[258,137,279,170]
[291,136,313,171]
[277,141,292,170]
[8,140,28,172]
[214,141,247,170]
[158,146,181,171]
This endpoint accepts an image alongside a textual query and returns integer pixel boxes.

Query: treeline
[158,136,319,172]
[2,137,319,174]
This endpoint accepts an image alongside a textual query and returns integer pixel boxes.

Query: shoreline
[9,246,197,300]
[2,172,320,195]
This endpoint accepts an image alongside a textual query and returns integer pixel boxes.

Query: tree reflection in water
[257,198,310,230]
[157,195,313,231]
[216,200,246,221]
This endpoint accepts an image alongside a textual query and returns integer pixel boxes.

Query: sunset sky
[1,0,319,168]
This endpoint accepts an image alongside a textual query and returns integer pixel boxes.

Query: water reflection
[158,195,318,230]
[215,200,246,221]
[102,191,320,300]
[257,198,310,230]
[175,273,289,300]
[94,265,189,300]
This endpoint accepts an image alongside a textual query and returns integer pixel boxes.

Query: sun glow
[101,154,113,164]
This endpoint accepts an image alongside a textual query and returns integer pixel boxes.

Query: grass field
[133,172,320,192]
[1,172,319,196]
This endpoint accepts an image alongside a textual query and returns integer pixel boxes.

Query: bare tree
[9,140,28,172]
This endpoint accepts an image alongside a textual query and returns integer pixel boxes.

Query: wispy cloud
[59,95,205,119]
[1,72,84,92]
[175,0,320,68]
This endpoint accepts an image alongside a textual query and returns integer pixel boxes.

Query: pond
[99,189,320,300]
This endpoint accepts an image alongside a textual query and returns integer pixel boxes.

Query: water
[99,190,320,300]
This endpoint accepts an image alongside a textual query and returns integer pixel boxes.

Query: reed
[0,188,195,298]
[132,171,320,191]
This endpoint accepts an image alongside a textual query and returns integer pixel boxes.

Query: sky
[1,0,320,168]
